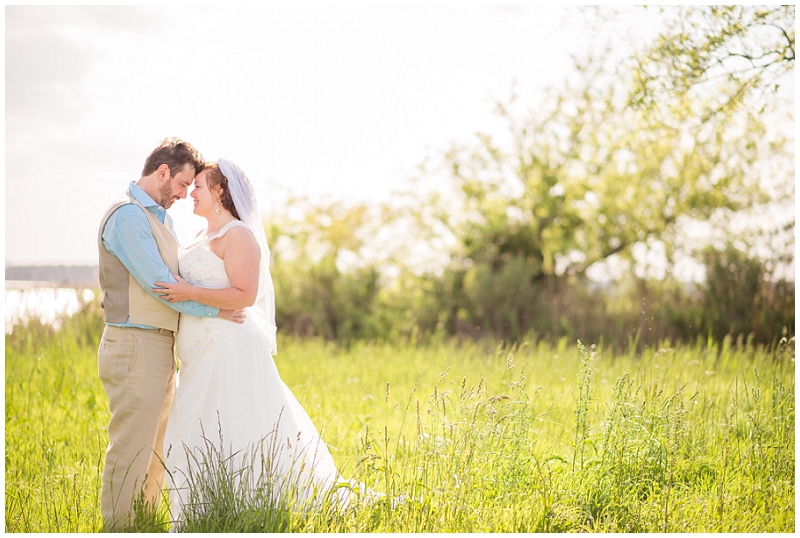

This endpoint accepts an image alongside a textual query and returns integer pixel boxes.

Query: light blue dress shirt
[102,182,220,329]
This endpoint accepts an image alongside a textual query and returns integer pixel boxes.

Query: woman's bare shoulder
[221,222,260,254]
[224,222,257,241]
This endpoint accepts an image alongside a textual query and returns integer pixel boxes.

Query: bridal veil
[217,158,278,355]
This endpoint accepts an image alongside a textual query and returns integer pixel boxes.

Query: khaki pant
[98,325,176,530]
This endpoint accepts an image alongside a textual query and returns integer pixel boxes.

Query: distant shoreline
[6,280,100,290]
[5,265,99,289]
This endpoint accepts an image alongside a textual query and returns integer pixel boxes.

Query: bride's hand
[153,275,195,303]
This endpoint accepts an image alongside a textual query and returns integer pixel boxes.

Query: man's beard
[159,182,176,208]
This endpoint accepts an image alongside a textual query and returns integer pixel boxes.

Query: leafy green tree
[630,5,794,120]
[700,243,763,342]
[398,6,795,343]
[696,242,794,345]
[421,51,778,341]
[262,6,794,346]
[267,198,385,341]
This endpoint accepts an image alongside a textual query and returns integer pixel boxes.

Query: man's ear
[157,163,171,181]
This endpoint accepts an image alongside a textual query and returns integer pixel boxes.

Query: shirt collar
[129,181,166,221]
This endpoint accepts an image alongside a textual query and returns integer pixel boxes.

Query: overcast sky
[5,5,666,267]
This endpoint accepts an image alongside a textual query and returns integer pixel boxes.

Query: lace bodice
[176,218,276,356]
[179,220,247,289]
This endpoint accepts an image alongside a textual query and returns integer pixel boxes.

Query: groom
[96,138,243,530]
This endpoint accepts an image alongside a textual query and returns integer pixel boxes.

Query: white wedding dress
[164,221,353,526]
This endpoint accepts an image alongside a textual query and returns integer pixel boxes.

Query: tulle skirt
[163,312,347,525]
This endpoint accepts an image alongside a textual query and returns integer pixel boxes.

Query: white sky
[5,5,668,267]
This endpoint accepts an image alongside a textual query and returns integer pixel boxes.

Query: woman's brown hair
[203,162,241,220]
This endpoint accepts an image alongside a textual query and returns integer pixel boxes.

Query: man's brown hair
[142,138,205,177]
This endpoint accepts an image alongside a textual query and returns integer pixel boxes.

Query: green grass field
[5,303,795,532]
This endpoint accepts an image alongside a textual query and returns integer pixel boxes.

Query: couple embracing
[97,138,357,531]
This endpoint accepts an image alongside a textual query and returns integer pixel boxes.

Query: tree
[263,6,795,345]
[630,5,794,122]
[415,44,783,340]
[448,60,769,272]
[400,6,795,342]
[627,4,795,319]
[266,195,420,342]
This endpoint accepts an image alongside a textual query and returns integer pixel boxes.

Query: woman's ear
[212,183,225,200]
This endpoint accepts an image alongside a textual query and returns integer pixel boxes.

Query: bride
[155,159,361,527]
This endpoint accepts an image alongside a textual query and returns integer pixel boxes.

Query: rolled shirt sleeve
[102,204,220,320]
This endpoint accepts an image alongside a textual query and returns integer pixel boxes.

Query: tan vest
[97,191,180,332]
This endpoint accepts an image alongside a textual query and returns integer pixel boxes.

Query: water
[5,285,96,334]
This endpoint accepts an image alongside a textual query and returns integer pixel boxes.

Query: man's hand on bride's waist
[217,308,246,324]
